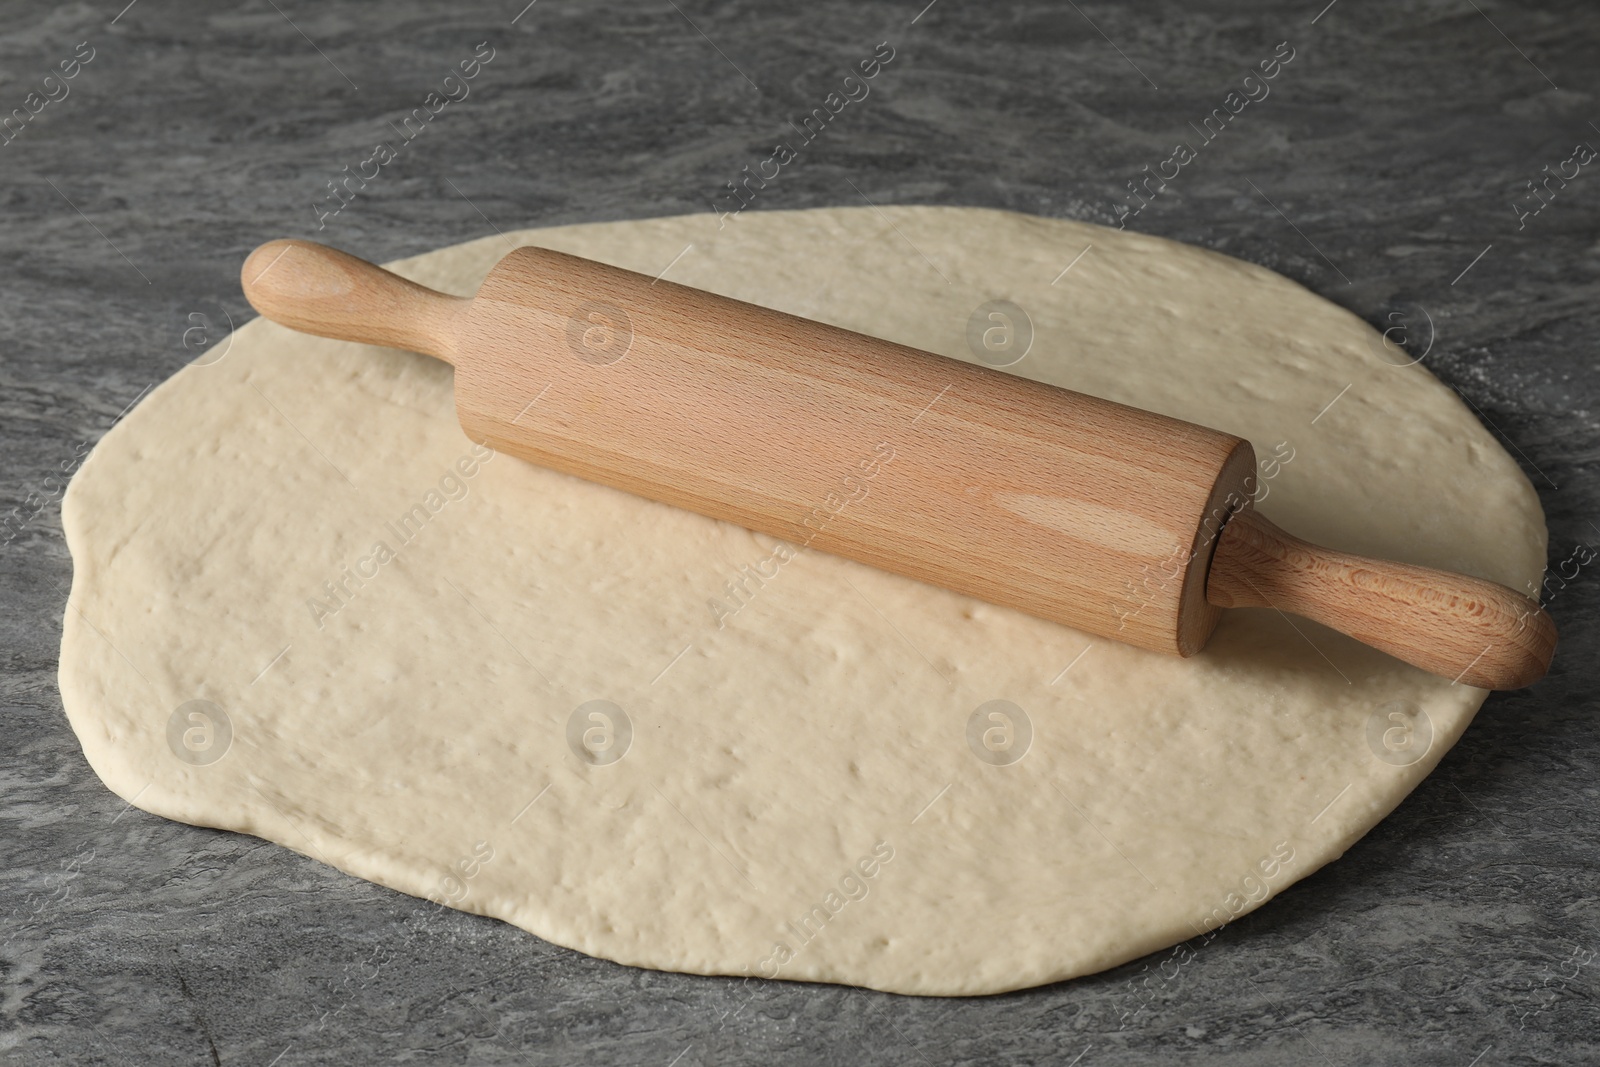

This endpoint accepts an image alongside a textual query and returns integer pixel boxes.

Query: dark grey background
[3,1,1596,1064]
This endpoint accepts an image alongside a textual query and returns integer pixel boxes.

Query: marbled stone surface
[2,1,1597,1064]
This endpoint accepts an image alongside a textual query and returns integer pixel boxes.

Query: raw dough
[58,207,1547,996]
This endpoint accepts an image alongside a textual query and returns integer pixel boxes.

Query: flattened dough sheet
[59,207,1546,995]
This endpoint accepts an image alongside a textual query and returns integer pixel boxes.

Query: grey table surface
[3,1,1597,1064]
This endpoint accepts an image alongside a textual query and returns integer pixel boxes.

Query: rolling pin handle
[1206,507,1557,690]
[241,239,469,364]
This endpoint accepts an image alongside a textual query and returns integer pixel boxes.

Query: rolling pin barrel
[241,239,1557,689]
[458,244,1256,659]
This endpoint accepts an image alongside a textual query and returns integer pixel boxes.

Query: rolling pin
[241,239,1557,690]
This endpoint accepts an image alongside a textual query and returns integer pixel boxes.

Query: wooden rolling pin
[241,239,1557,690]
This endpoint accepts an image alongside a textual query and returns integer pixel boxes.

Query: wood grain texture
[458,245,1255,657]
[240,239,1559,688]
[1207,507,1557,690]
